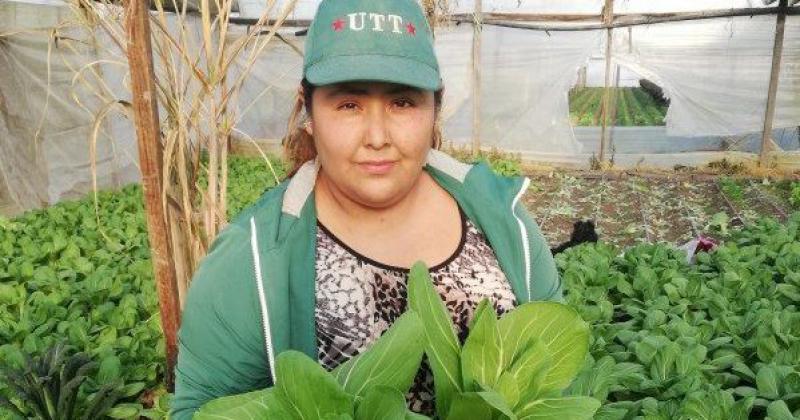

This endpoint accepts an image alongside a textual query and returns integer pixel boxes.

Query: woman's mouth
[359,160,396,175]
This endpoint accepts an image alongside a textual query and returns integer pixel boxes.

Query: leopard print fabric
[314,206,517,416]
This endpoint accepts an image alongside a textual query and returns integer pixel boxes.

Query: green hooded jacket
[171,150,563,419]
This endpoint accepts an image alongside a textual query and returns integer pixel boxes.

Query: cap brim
[305,54,442,91]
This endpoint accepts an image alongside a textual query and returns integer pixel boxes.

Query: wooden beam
[124,0,181,391]
[453,12,601,23]
[229,17,312,26]
[450,6,799,32]
[614,6,800,26]
[471,0,482,156]
[760,0,789,166]
[598,0,614,163]
[229,7,800,31]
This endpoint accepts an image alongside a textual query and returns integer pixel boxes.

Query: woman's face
[306,81,436,208]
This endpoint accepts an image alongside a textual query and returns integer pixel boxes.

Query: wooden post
[759,0,788,166]
[598,0,614,163]
[628,26,633,52]
[471,0,482,156]
[607,65,621,142]
[125,0,181,391]
[578,66,587,88]
[604,25,633,155]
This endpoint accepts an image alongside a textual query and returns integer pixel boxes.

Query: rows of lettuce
[559,214,800,418]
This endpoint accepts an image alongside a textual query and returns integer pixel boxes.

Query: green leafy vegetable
[0,156,287,419]
[276,351,355,418]
[332,311,425,398]
[514,397,601,420]
[0,342,124,420]
[408,263,463,419]
[461,300,503,391]
[194,389,286,419]
[354,386,408,420]
[194,312,425,419]
[407,261,598,420]
[558,212,800,419]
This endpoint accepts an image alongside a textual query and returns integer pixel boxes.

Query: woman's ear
[434,86,445,115]
[298,85,313,136]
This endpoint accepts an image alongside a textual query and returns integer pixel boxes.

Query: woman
[171,0,561,418]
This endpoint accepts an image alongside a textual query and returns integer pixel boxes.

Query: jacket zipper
[511,177,532,301]
[250,216,277,384]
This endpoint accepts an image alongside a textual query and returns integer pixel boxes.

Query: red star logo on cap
[406,22,416,35]
[332,18,344,31]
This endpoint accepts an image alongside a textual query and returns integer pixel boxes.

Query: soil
[522,171,796,249]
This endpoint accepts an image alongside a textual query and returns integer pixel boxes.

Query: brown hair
[282,78,444,177]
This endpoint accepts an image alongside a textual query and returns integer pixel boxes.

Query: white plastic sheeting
[0,0,139,210]
[478,26,601,154]
[614,15,800,137]
[776,16,800,134]
[227,27,304,141]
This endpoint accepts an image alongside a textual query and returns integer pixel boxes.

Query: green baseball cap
[303,0,442,91]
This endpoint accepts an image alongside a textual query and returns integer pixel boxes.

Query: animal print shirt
[315,206,518,416]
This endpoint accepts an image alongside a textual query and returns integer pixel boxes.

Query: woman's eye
[394,99,414,108]
[338,102,359,111]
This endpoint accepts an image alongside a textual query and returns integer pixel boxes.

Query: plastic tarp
[613,15,800,137]
[476,26,600,154]
[0,0,139,210]
[777,16,800,136]
[226,26,304,142]
[0,3,304,211]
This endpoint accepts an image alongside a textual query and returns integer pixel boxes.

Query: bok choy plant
[407,262,599,420]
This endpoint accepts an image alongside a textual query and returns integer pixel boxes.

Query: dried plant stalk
[67,0,295,307]
[423,0,452,28]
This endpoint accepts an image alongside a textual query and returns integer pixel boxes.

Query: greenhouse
[1,0,799,418]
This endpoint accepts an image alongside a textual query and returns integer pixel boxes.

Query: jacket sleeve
[170,224,272,420]
[517,203,563,302]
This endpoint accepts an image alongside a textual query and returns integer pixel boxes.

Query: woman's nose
[364,105,390,149]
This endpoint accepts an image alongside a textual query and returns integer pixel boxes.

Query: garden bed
[569,87,668,127]
[524,170,797,248]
